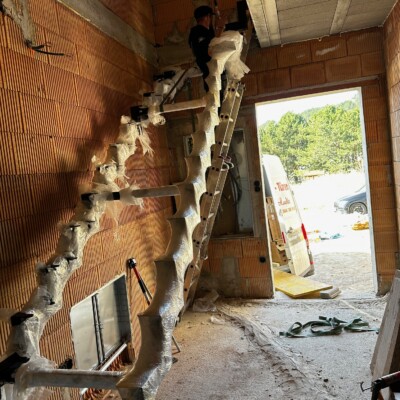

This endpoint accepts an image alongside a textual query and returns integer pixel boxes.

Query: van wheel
[349,202,367,214]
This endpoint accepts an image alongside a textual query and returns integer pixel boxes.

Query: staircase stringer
[117,32,249,400]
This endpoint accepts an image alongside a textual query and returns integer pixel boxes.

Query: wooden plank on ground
[273,269,332,298]
[371,270,400,380]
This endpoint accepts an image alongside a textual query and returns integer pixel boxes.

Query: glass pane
[70,296,98,370]
[97,281,121,356]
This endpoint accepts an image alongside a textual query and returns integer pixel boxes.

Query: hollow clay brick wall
[384,0,400,293]
[206,27,396,296]
[152,0,238,45]
[0,1,172,398]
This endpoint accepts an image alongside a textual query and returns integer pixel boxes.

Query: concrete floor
[158,297,386,400]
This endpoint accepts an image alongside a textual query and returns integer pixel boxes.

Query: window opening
[70,275,131,370]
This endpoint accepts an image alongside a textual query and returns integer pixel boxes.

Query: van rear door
[262,155,312,276]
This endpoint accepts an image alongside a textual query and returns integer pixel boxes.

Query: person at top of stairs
[188,5,227,92]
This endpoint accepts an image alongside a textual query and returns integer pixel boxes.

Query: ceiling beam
[330,0,352,35]
[247,0,281,47]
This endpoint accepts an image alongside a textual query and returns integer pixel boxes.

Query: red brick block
[0,14,7,48]
[368,165,392,189]
[374,230,399,253]
[362,83,381,99]
[364,121,378,143]
[20,94,60,136]
[0,175,32,220]
[0,132,16,175]
[76,46,103,84]
[75,76,106,112]
[103,36,128,70]
[42,63,77,104]
[29,0,59,34]
[238,257,270,278]
[29,173,70,214]
[311,36,347,62]
[375,252,396,275]
[257,68,291,94]
[367,141,392,166]
[84,24,109,61]
[102,60,125,93]
[291,62,325,88]
[376,118,390,142]
[56,4,87,48]
[363,98,388,122]
[25,211,64,259]
[241,277,273,298]
[325,55,362,83]
[1,47,46,97]
[246,47,278,73]
[361,52,385,77]
[45,30,78,74]
[0,88,23,133]
[370,186,396,210]
[87,110,120,143]
[126,51,154,84]
[0,218,27,267]
[346,29,383,55]
[59,103,90,139]
[153,0,193,25]
[242,73,257,98]
[277,42,311,68]
[14,133,57,174]
[53,137,92,172]
[241,238,268,258]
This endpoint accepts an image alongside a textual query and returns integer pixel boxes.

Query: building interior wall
[211,27,396,296]
[152,0,398,297]
[0,1,172,398]
[1,0,400,397]
[384,0,400,286]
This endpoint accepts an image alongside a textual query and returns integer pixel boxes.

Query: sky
[256,89,360,126]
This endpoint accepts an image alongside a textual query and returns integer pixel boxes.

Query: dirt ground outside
[291,171,374,298]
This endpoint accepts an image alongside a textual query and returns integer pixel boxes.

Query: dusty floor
[158,175,383,400]
[158,297,385,400]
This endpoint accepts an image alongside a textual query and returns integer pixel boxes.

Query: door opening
[256,88,376,299]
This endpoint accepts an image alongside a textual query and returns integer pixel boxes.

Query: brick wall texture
[384,0,400,291]
[0,1,172,398]
[205,27,397,296]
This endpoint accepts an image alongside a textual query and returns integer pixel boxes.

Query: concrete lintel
[57,0,157,66]
[248,0,281,47]
[330,0,352,35]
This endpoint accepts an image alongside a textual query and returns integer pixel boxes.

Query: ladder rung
[201,213,214,221]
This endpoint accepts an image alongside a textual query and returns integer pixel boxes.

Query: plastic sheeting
[5,115,154,399]
[209,31,250,80]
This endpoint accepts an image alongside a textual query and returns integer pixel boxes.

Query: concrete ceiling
[247,0,397,47]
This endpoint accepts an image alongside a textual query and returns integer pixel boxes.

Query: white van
[262,155,314,276]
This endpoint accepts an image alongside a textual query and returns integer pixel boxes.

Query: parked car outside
[334,185,368,214]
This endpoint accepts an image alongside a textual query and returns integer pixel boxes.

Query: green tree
[258,100,362,182]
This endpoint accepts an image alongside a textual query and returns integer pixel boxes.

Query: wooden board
[273,270,332,298]
[371,270,400,381]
